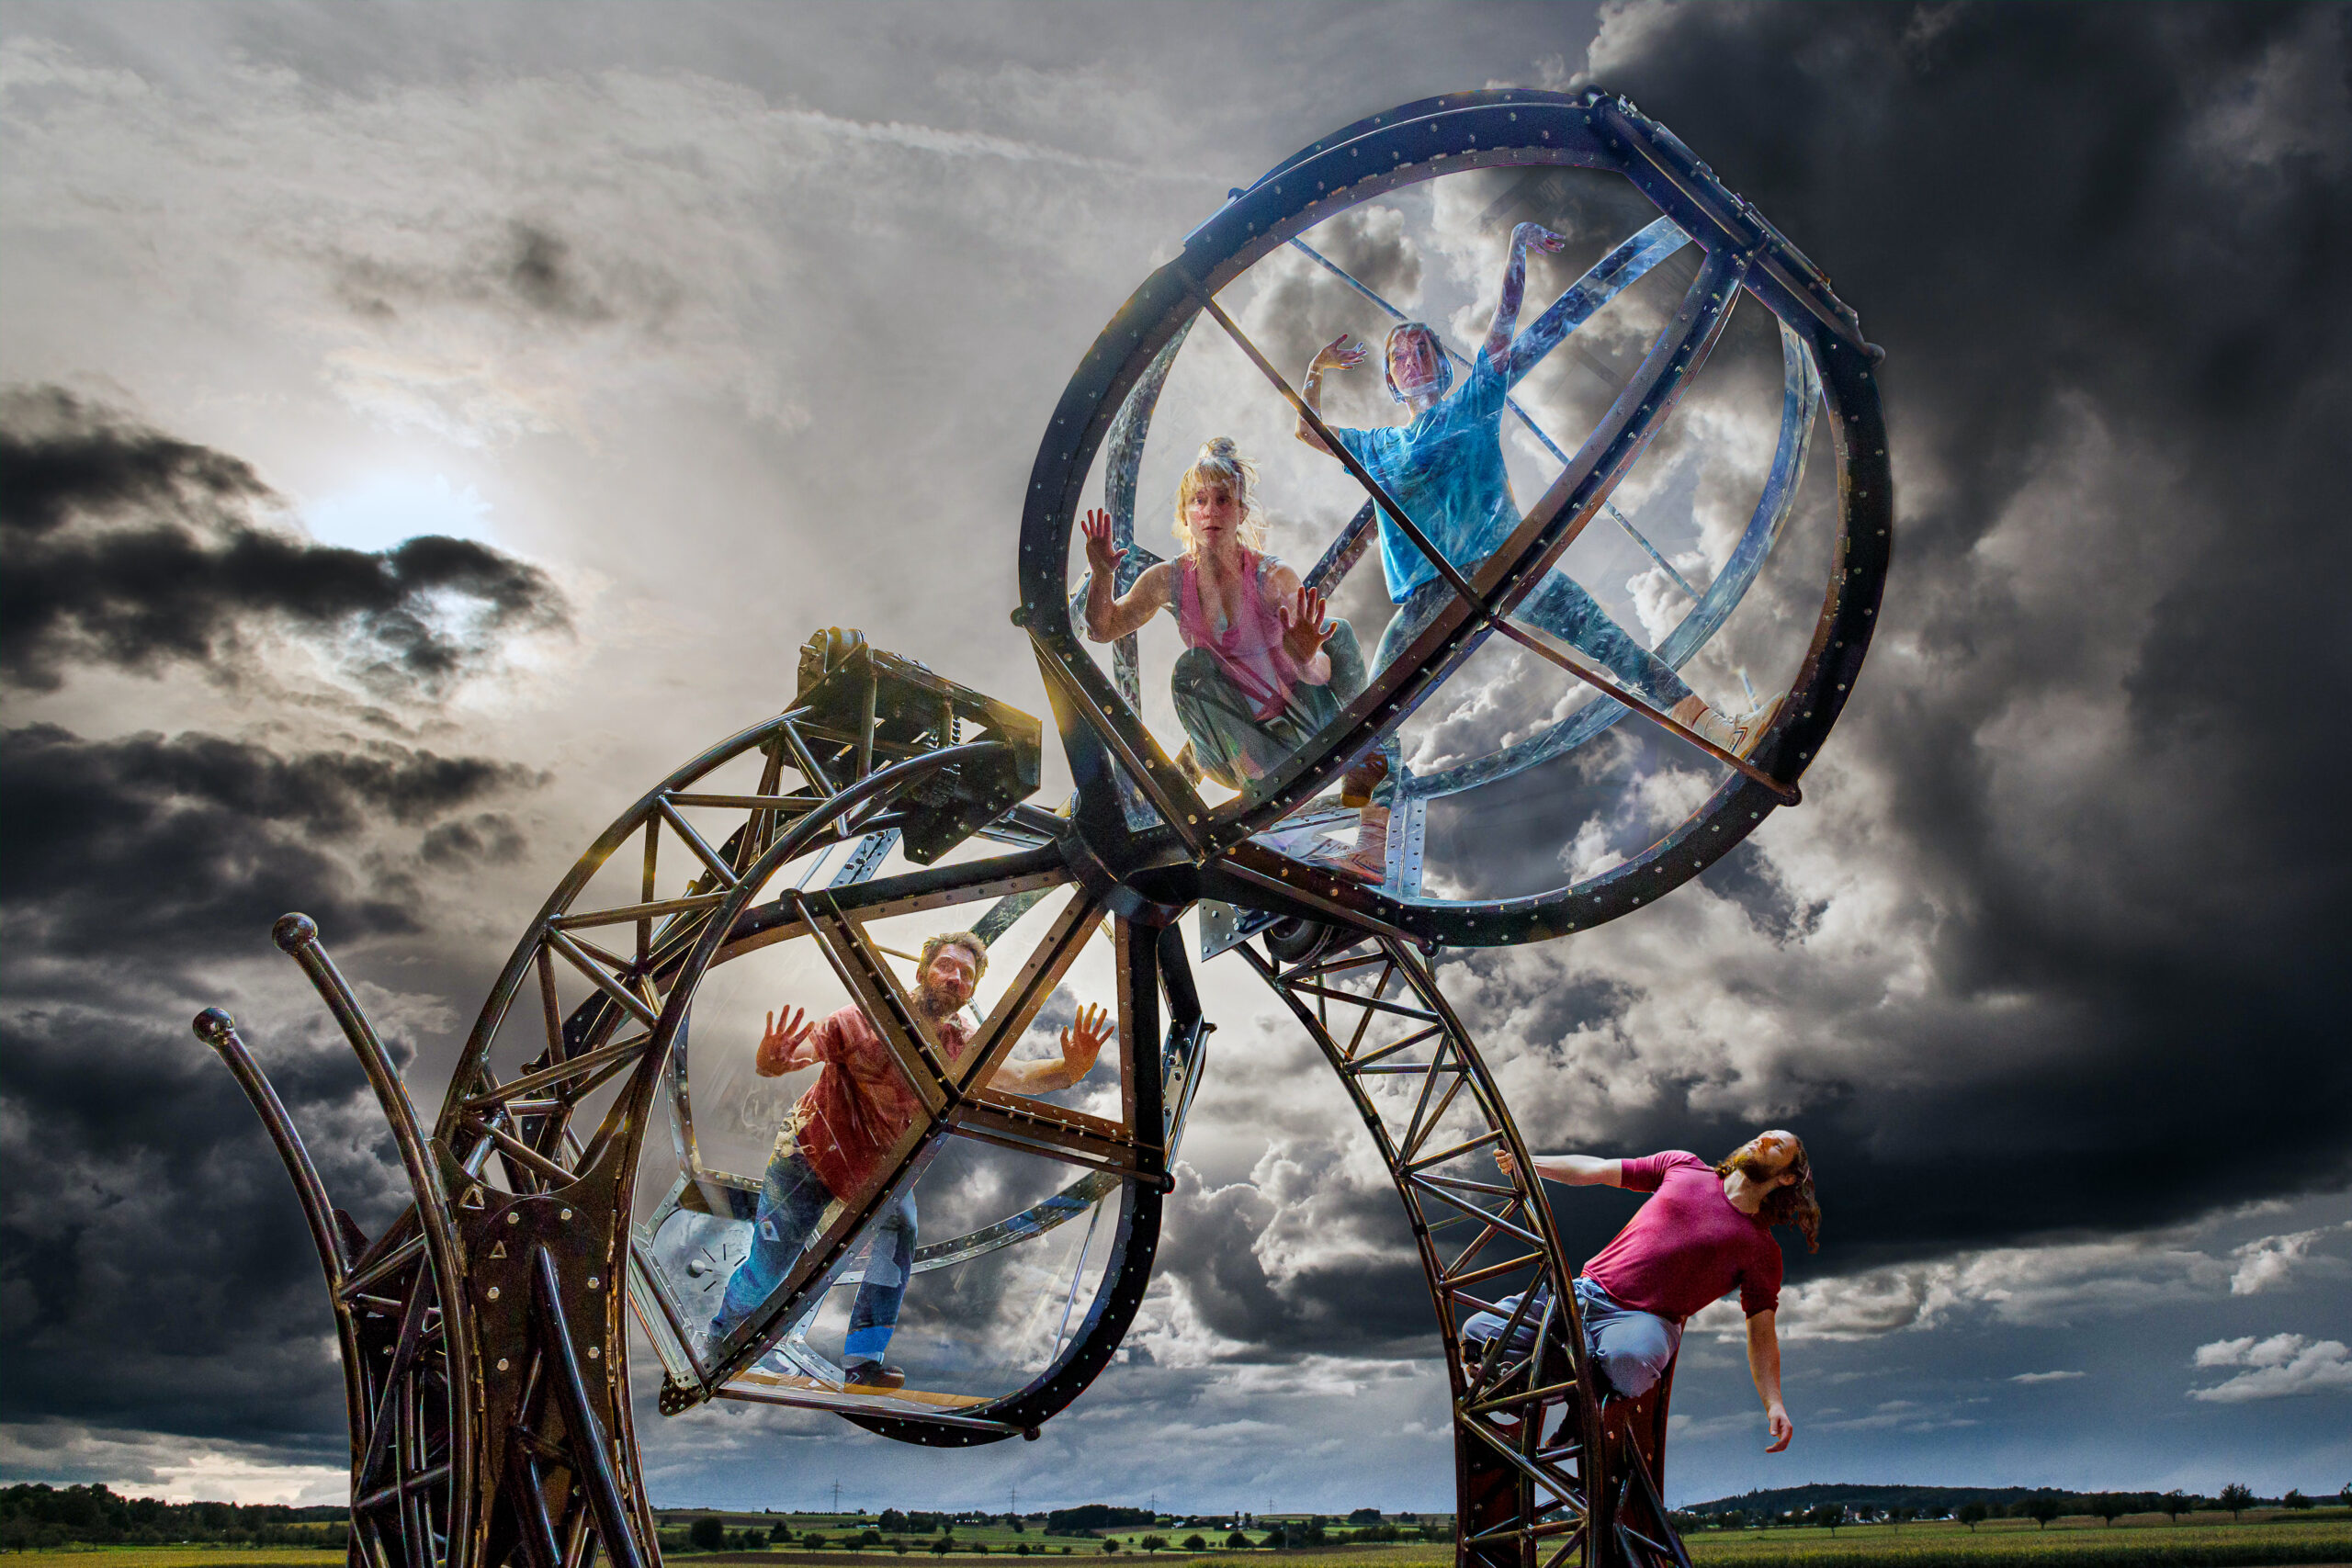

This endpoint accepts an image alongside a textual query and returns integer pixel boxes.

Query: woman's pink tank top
[1178,550,1304,721]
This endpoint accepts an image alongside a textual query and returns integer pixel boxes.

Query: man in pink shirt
[1469,1130,1819,1452]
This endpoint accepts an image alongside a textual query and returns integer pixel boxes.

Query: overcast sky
[4,0,2347,1517]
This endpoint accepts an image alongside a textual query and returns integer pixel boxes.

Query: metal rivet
[588,1346,601,1359]
[506,1212,520,1225]
[560,1208,572,1222]
[497,1358,510,1371]
[487,1286,501,1301]
[588,1275,601,1290]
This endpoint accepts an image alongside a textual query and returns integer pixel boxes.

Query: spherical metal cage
[1016,86,1891,949]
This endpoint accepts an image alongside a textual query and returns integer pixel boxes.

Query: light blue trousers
[1460,1276,1681,1399]
[1362,571,1697,802]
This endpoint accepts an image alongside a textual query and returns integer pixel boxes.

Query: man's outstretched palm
[1060,1002,1113,1078]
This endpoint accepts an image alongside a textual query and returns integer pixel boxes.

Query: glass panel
[634,921,942,1376]
[1061,164,1835,902]
[630,878,1141,1413]
[740,1138,1125,1408]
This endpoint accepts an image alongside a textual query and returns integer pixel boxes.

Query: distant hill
[1679,1484,2214,1517]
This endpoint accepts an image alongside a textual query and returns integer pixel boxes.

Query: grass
[1679,1516,2352,1568]
[678,1518,2352,1568]
[3,1551,345,1568]
[19,1516,2342,1568]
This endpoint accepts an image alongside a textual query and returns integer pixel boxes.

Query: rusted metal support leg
[531,1248,646,1568]
[193,1009,352,1291]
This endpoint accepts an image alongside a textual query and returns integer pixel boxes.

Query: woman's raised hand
[1310,334,1369,374]
[1280,584,1332,666]
[1080,507,1126,581]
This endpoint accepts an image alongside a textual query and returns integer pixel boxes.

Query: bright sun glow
[302,472,494,554]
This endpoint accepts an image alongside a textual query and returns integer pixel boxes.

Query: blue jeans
[1363,572,1695,802]
[708,1146,918,1369]
[1461,1277,1680,1400]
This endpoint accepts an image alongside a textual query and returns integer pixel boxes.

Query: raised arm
[1495,1149,1623,1186]
[754,1007,820,1077]
[1079,508,1174,641]
[989,1003,1113,1095]
[1295,334,1368,456]
[1746,1309,1792,1452]
[1483,222,1567,367]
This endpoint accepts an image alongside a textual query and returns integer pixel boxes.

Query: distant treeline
[1681,1484,2346,1522]
[1046,1510,1155,1537]
[0,1483,348,1551]
[646,1506,1456,1554]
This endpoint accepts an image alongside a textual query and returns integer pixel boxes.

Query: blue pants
[1461,1277,1681,1400]
[1363,572,1695,801]
[708,1146,918,1369]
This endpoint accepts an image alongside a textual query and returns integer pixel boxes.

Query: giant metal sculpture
[195,89,1889,1568]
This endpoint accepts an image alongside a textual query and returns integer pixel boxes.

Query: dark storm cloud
[1426,3,2352,1264]
[418,811,529,868]
[1160,2,2352,1359]
[0,722,542,1444]
[0,995,410,1448]
[332,220,669,327]
[0,387,569,695]
[1156,1165,1433,1357]
[1241,205,1427,422]
[0,724,541,959]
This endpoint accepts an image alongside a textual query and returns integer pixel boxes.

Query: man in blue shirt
[1295,221,1774,880]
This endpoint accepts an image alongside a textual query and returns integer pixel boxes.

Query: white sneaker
[1732,694,1786,761]
[1674,694,1784,761]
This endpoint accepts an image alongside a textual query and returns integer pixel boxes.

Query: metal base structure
[192,87,1890,1568]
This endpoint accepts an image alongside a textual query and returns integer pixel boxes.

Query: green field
[15,1514,2344,1568]
[678,1515,2352,1568]
[4,1551,345,1568]
[1678,1515,2352,1568]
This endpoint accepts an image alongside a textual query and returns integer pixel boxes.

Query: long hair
[1717,1134,1820,1254]
[1383,321,1455,402]
[1173,436,1269,554]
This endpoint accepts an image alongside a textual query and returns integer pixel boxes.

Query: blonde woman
[1080,438,1372,829]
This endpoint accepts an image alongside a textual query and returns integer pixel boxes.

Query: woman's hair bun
[1200,436,1238,462]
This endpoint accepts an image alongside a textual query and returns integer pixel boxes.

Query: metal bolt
[507,1212,520,1225]
[487,1286,501,1301]
[588,1346,602,1360]
[497,1358,510,1371]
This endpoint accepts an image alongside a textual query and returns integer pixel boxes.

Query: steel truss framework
[194,85,1886,1568]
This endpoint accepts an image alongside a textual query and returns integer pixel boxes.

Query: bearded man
[707,930,1111,1387]
[1470,1130,1820,1452]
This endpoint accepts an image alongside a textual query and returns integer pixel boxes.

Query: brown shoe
[1340,751,1389,809]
